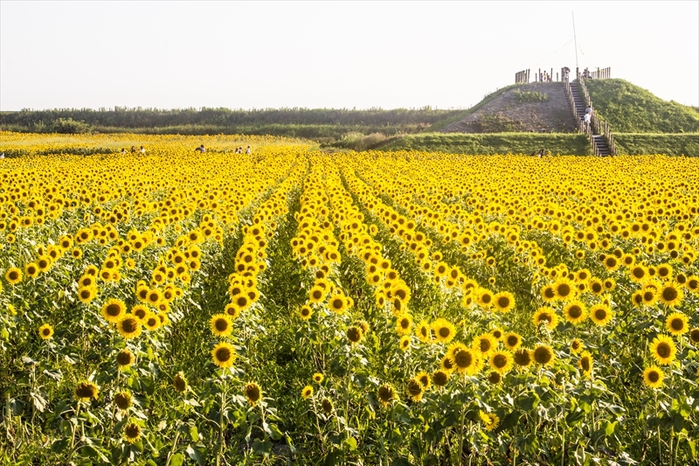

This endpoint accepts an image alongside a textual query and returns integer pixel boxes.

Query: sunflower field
[1,132,699,465]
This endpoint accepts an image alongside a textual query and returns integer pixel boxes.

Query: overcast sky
[1,1,697,111]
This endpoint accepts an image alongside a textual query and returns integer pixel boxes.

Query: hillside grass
[586,79,699,133]
[379,132,592,155]
[613,133,699,156]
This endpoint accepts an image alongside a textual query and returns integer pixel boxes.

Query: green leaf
[50,438,69,453]
[345,436,358,451]
[186,445,206,465]
[603,420,617,436]
[252,438,273,455]
[170,453,185,466]
[189,425,198,442]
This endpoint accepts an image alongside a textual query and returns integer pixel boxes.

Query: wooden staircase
[567,80,614,156]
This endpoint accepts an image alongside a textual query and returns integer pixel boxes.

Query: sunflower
[659,283,683,307]
[589,279,604,295]
[570,338,584,354]
[308,285,326,304]
[312,373,324,383]
[116,315,142,339]
[687,276,699,293]
[173,371,188,392]
[38,323,54,340]
[532,344,554,366]
[25,263,39,278]
[452,348,481,375]
[540,284,556,303]
[244,382,262,405]
[432,318,456,343]
[432,370,450,387]
[489,350,514,374]
[643,366,664,389]
[131,304,149,322]
[75,380,99,401]
[641,287,658,306]
[101,298,127,323]
[301,385,314,399]
[479,411,500,432]
[666,312,689,336]
[473,333,497,357]
[476,288,494,308]
[493,291,515,313]
[440,354,455,373]
[630,265,647,283]
[589,304,613,326]
[602,255,620,271]
[690,329,699,345]
[321,398,334,414]
[395,313,413,336]
[552,278,576,301]
[406,378,424,402]
[77,286,98,304]
[503,332,522,351]
[416,371,431,390]
[650,335,676,365]
[399,335,411,351]
[563,301,588,325]
[144,314,160,331]
[513,348,532,368]
[5,267,22,285]
[532,307,559,331]
[114,391,132,410]
[328,294,347,313]
[212,342,237,368]
[415,321,431,343]
[210,314,233,337]
[579,351,593,377]
[117,349,134,369]
[123,423,141,444]
[347,326,363,345]
[378,383,396,405]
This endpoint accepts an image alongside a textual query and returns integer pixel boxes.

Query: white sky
[1,1,697,111]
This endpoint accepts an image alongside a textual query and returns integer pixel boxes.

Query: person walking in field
[246,146,251,154]
[583,112,591,131]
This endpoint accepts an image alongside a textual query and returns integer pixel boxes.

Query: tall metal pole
[572,11,579,70]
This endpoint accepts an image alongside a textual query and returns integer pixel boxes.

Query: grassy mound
[614,133,699,156]
[586,79,699,133]
[380,132,591,155]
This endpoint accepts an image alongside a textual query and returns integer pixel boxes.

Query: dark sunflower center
[557,284,571,297]
[439,327,451,338]
[216,347,232,362]
[648,371,660,383]
[657,343,671,358]
[434,372,448,386]
[493,354,507,368]
[507,336,518,347]
[498,297,510,308]
[407,380,422,396]
[122,318,138,333]
[663,288,678,301]
[581,358,590,372]
[481,294,492,304]
[671,318,684,331]
[594,309,607,321]
[106,304,121,317]
[455,351,472,368]
[544,288,556,299]
[215,319,228,331]
[534,347,552,364]
[568,306,582,318]
[117,351,132,365]
[401,319,410,329]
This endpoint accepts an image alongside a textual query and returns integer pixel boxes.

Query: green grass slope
[613,133,699,156]
[586,79,699,133]
[380,132,591,155]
